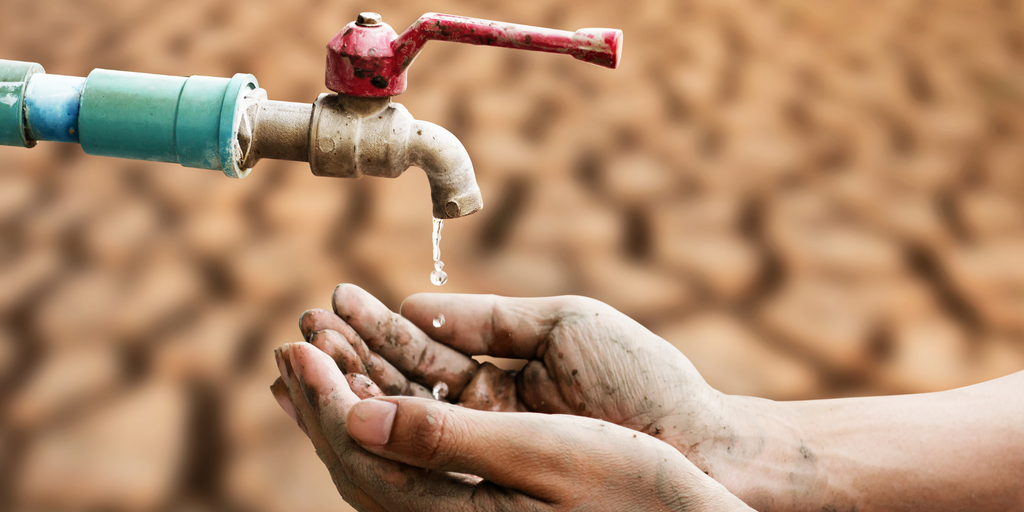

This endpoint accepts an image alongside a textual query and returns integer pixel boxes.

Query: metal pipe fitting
[248,100,311,163]
[406,118,482,219]
[240,93,482,219]
[0,59,483,218]
[2,13,627,223]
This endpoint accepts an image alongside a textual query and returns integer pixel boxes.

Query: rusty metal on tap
[0,11,623,219]
[325,12,623,97]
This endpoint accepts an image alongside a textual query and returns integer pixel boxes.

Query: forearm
[701,371,1024,511]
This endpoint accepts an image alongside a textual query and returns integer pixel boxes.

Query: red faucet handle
[325,12,623,97]
[394,13,623,70]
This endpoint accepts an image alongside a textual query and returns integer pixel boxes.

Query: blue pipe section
[0,59,259,179]
[24,74,86,143]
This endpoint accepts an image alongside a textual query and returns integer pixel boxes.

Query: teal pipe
[0,59,259,179]
[0,59,44,148]
[79,70,258,177]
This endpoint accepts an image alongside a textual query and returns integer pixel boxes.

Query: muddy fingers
[284,342,517,512]
[273,344,389,512]
[300,310,435,399]
[308,329,367,374]
[347,373,384,400]
[299,308,355,341]
[332,284,478,397]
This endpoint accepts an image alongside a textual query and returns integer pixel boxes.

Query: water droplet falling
[430,217,448,286]
[432,381,449,401]
[432,313,445,328]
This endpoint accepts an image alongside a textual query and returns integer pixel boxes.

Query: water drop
[430,217,447,286]
[430,269,448,286]
[432,313,445,328]
[432,381,449,401]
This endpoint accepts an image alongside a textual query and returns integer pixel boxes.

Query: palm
[505,300,722,449]
[300,286,727,459]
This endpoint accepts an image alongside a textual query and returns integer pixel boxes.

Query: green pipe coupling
[0,59,44,148]
[78,69,259,178]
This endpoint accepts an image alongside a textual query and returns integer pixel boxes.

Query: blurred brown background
[2,0,1024,510]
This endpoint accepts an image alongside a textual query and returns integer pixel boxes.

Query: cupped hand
[298,284,742,472]
[271,341,753,512]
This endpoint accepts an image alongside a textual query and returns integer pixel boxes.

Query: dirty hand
[298,284,743,475]
[271,341,752,512]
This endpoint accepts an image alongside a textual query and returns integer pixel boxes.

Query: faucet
[0,12,622,219]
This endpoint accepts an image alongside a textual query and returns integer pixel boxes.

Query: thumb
[346,397,651,502]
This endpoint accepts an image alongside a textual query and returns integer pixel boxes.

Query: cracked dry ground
[3,1,1024,511]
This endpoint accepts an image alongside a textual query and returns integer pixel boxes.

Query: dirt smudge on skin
[457,362,519,411]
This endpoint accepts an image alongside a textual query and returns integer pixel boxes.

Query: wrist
[659,442,756,512]
[693,393,824,510]
[691,480,758,512]
[656,389,758,473]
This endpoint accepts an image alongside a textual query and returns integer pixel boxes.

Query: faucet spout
[241,92,483,219]
[408,119,482,219]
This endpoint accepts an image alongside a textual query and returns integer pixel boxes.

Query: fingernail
[274,346,290,382]
[272,383,299,424]
[271,380,307,435]
[299,310,314,341]
[289,348,319,414]
[348,400,397,446]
